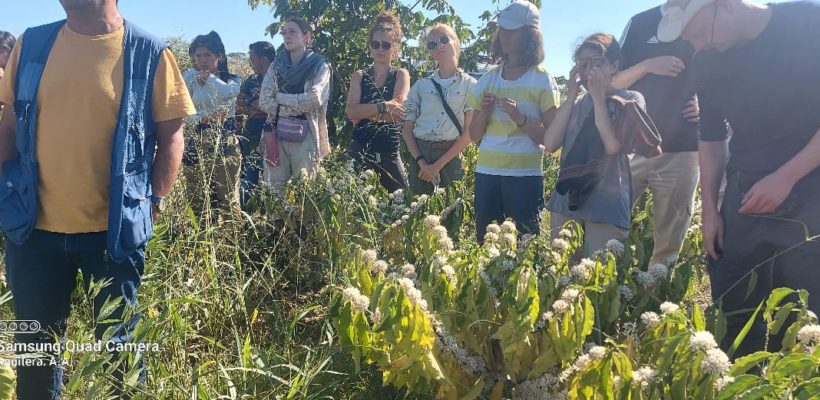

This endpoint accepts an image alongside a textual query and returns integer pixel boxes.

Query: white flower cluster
[401,263,417,280]
[632,366,657,388]
[512,373,561,400]
[423,215,441,228]
[342,287,370,313]
[649,263,669,281]
[371,260,389,276]
[701,348,731,375]
[619,285,634,301]
[361,249,378,265]
[632,264,669,289]
[635,271,656,289]
[398,277,428,311]
[570,258,595,281]
[605,239,625,253]
[641,311,661,328]
[432,256,456,283]
[715,375,735,390]
[559,228,572,238]
[501,220,517,234]
[659,302,680,315]
[371,308,382,324]
[552,238,570,252]
[534,311,554,331]
[797,324,820,346]
[552,299,570,314]
[436,327,487,377]
[689,331,718,352]
[561,288,582,302]
[431,225,454,252]
[588,346,607,360]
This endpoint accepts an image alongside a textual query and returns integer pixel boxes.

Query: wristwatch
[150,195,166,212]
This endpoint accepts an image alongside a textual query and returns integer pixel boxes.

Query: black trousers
[349,139,407,193]
[708,171,820,357]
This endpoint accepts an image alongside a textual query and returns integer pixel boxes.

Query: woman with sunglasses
[345,11,410,192]
[402,24,477,195]
[467,0,560,241]
[259,17,331,194]
[543,33,645,255]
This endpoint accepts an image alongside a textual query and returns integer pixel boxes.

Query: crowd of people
[0,0,818,398]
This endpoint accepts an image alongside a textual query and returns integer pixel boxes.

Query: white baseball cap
[657,0,717,42]
[497,0,540,30]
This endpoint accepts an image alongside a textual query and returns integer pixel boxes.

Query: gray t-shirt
[546,89,645,230]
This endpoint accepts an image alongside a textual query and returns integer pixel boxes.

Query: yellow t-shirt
[0,25,196,233]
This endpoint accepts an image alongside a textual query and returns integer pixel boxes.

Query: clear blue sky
[1,0,789,76]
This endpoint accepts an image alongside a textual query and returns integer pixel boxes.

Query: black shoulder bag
[429,78,463,136]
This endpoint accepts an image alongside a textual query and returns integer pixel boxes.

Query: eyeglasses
[427,35,450,50]
[370,40,393,50]
[574,56,609,69]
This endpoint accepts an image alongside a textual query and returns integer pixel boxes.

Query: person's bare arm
[611,56,685,89]
[738,127,820,214]
[700,139,728,259]
[468,93,493,143]
[151,118,184,217]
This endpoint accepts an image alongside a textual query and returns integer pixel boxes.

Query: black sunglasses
[426,35,450,50]
[370,40,393,50]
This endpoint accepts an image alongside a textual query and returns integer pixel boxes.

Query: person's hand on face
[586,66,610,101]
[567,64,582,100]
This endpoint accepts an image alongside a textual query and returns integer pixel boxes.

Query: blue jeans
[474,173,544,242]
[5,230,146,399]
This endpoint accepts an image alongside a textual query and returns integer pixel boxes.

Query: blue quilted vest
[5,20,165,262]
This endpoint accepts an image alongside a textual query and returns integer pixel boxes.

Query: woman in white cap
[467,0,560,242]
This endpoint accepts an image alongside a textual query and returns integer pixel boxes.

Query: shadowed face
[282,21,309,53]
[497,27,524,55]
[194,47,220,74]
[680,1,735,51]
[59,0,106,12]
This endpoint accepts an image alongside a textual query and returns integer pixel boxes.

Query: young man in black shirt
[615,1,702,268]
[659,0,820,357]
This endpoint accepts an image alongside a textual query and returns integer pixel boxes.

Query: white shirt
[404,69,477,142]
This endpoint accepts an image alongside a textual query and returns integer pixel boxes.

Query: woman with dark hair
[543,33,647,255]
[0,31,15,81]
[259,17,331,194]
[345,11,410,192]
[467,0,560,241]
[236,41,275,207]
[183,31,243,216]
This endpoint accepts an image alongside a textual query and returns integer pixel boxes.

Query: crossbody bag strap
[430,78,463,136]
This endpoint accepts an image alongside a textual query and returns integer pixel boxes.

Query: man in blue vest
[0,0,195,397]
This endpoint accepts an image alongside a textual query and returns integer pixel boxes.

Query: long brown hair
[490,26,544,68]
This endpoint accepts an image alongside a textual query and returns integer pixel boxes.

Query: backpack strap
[430,77,463,136]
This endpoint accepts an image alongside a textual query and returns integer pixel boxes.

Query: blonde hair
[426,24,461,58]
